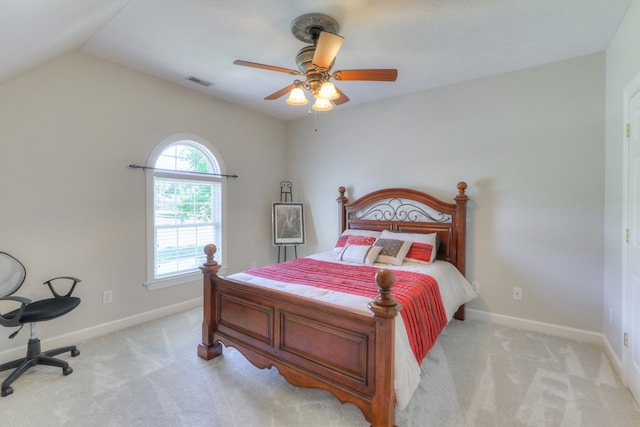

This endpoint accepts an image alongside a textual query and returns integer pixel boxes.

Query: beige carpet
[1,308,638,426]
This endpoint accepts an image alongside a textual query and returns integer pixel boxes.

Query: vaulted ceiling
[1,0,632,120]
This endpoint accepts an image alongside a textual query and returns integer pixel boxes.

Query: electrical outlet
[512,287,522,301]
[103,290,113,304]
[472,281,480,294]
[250,261,257,269]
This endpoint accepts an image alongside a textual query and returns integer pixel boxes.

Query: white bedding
[227,251,477,410]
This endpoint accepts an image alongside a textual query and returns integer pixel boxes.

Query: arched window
[146,135,225,289]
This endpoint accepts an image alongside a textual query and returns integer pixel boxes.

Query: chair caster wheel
[71,349,80,357]
[63,367,73,376]
[1,387,13,397]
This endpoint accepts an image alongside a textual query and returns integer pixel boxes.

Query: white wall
[286,53,605,333]
[604,0,640,358]
[0,52,285,354]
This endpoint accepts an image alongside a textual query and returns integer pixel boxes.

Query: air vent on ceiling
[186,76,213,87]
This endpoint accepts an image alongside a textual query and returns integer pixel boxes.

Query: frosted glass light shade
[286,88,308,105]
[318,81,339,100]
[312,96,333,111]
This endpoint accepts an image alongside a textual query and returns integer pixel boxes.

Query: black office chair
[0,251,81,396]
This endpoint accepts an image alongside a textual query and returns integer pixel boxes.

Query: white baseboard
[465,308,624,377]
[465,308,603,344]
[0,297,203,361]
[601,333,624,378]
[466,308,605,343]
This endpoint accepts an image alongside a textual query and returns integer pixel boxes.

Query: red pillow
[334,234,350,249]
[405,242,435,263]
[345,235,377,246]
[334,231,382,252]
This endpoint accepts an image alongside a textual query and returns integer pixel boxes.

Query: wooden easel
[277,181,297,262]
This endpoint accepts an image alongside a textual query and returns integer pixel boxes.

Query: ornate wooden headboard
[337,182,469,275]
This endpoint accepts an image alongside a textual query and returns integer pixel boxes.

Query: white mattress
[227,251,477,410]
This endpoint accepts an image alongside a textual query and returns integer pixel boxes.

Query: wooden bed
[198,182,469,427]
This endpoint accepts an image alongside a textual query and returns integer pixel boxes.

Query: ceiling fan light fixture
[286,87,308,105]
[312,96,333,111]
[233,13,398,114]
[318,81,339,100]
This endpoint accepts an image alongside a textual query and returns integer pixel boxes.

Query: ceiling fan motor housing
[295,45,336,74]
[295,46,315,74]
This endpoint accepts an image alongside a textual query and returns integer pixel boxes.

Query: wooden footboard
[198,244,400,427]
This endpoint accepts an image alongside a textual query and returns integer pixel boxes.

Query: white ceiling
[0,0,632,121]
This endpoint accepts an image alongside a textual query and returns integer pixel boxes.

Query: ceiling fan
[233,13,398,111]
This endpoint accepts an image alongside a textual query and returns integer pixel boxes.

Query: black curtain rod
[129,164,238,178]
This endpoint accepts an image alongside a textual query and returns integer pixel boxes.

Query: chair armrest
[43,276,82,298]
[0,295,31,327]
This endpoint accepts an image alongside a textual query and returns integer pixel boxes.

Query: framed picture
[272,202,305,245]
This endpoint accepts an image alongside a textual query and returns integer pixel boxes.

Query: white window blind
[152,142,222,280]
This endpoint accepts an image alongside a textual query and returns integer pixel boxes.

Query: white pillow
[379,230,438,264]
[338,244,383,265]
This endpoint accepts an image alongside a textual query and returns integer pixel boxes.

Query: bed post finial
[200,244,221,275]
[369,269,401,318]
[457,181,468,197]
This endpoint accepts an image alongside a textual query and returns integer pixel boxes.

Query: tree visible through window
[152,142,222,279]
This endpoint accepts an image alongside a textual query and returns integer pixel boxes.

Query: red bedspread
[245,258,448,363]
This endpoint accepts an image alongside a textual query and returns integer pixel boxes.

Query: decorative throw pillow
[338,244,383,265]
[405,242,436,264]
[379,230,438,264]
[373,238,412,266]
[345,234,377,246]
[334,230,381,252]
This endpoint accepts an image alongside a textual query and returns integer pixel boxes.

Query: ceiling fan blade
[332,69,398,81]
[234,60,301,75]
[265,84,297,100]
[312,31,344,69]
[333,86,350,105]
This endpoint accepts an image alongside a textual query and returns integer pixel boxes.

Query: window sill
[144,266,229,291]
[144,271,202,291]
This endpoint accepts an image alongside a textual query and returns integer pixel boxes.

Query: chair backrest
[0,252,26,297]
